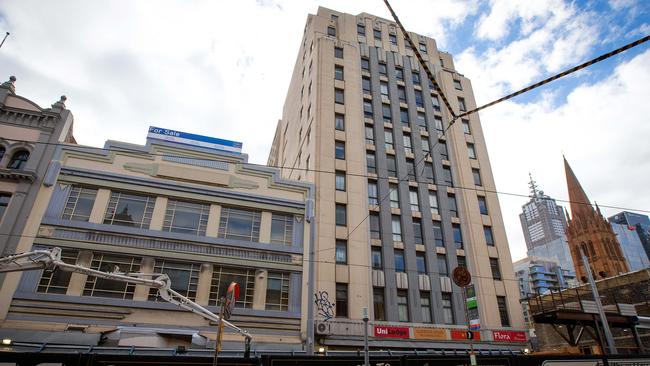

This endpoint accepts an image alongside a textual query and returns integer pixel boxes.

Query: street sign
[465,285,481,330]
[452,266,472,287]
[224,282,240,320]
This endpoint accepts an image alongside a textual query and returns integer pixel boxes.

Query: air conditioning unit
[315,321,331,335]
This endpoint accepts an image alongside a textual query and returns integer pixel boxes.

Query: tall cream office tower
[268,7,525,351]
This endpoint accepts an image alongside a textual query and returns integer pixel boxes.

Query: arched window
[587,241,596,257]
[580,242,589,257]
[8,150,29,169]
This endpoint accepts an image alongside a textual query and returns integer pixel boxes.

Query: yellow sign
[413,328,447,340]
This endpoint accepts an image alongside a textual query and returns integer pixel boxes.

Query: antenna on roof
[0,32,9,49]
[528,172,539,198]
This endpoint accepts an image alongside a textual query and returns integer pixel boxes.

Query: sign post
[362,307,369,366]
[214,282,240,366]
[453,266,477,366]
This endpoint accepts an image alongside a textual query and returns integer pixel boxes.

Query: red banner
[492,330,527,342]
[450,330,481,341]
[374,326,409,339]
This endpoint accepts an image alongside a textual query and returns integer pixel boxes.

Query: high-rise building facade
[609,211,650,265]
[268,7,525,351]
[518,175,575,272]
[564,158,629,282]
[610,223,650,271]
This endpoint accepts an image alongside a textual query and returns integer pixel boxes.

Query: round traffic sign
[452,266,472,287]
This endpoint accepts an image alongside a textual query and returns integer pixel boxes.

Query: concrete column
[253,269,268,310]
[205,204,221,237]
[89,189,111,223]
[134,257,155,301]
[66,250,93,296]
[195,263,214,306]
[149,197,168,230]
[260,212,272,243]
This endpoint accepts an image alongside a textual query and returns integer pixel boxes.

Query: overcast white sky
[1,0,649,261]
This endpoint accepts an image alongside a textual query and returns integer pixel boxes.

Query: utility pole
[580,248,617,355]
[0,32,9,49]
[362,307,369,366]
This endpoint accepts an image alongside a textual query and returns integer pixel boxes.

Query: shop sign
[492,330,527,342]
[412,328,447,340]
[374,326,409,339]
[451,330,481,341]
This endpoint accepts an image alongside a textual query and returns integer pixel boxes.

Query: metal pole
[213,297,226,366]
[580,248,617,354]
[363,307,369,366]
[0,32,9,49]
[462,286,476,365]
[306,198,316,355]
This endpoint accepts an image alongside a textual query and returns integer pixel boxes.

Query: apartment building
[268,7,525,351]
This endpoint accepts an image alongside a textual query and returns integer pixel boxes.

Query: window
[335,88,344,104]
[467,143,477,159]
[437,254,449,275]
[366,152,376,174]
[439,141,449,160]
[394,249,405,272]
[8,150,29,169]
[378,63,387,76]
[409,189,419,212]
[424,163,435,184]
[374,288,385,321]
[389,184,399,209]
[478,196,488,215]
[363,100,373,118]
[472,168,482,186]
[361,57,369,71]
[374,29,382,41]
[362,77,371,94]
[429,192,439,215]
[335,171,346,191]
[371,247,383,269]
[403,134,412,154]
[448,194,458,217]
[149,260,200,301]
[327,26,336,36]
[395,68,404,80]
[442,166,453,187]
[406,159,416,181]
[218,207,262,242]
[400,108,409,124]
[335,65,344,80]
[335,46,343,59]
[421,138,430,154]
[380,81,389,97]
[369,212,381,239]
[412,72,421,85]
[0,194,11,221]
[163,199,210,236]
[331,14,338,20]
[266,272,290,311]
[335,204,347,226]
[392,216,402,242]
[458,97,467,112]
[397,290,409,322]
[490,258,502,280]
[453,224,463,249]
[416,252,426,273]
[462,119,471,134]
[457,256,467,268]
[386,156,397,177]
[419,42,427,53]
[497,296,510,326]
[336,283,348,317]
[416,112,426,131]
[398,86,406,103]
[0,146,4,161]
[62,186,97,222]
[484,226,495,246]
[103,191,155,228]
[270,213,294,245]
[442,293,454,324]
[335,141,345,159]
[368,181,378,205]
[433,221,444,247]
[37,248,78,294]
[384,129,394,150]
[413,219,423,244]
[382,104,391,122]
[414,90,424,107]
[85,253,140,299]
[421,292,432,323]
[434,117,444,133]
[365,125,375,144]
[357,24,366,37]
[453,79,463,90]
[431,95,441,112]
[389,33,397,45]
[335,113,345,131]
[335,240,347,264]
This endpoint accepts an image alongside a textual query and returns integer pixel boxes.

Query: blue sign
[147,126,242,153]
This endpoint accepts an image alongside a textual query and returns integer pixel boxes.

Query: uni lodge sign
[374,326,409,339]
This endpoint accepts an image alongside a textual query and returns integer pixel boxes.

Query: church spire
[563,156,593,220]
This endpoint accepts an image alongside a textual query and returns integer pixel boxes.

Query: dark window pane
[374,287,385,320]
[416,252,426,273]
[478,196,488,215]
[437,254,448,275]
[335,204,347,226]
[336,240,347,264]
[335,141,345,159]
[453,224,463,249]
[369,212,381,239]
[394,250,405,272]
[336,284,348,317]
[371,247,383,269]
[484,226,494,246]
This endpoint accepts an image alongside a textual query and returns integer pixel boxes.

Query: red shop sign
[450,330,481,341]
[374,326,410,339]
[492,330,527,342]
